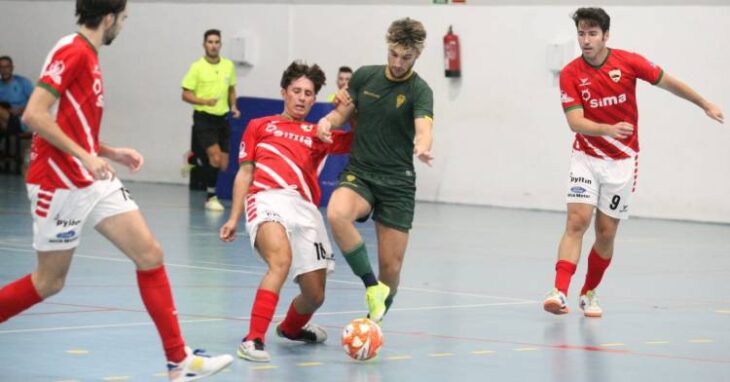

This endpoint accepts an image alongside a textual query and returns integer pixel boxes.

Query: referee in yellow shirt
[182,29,240,211]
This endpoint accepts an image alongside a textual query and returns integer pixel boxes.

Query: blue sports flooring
[0,174,728,381]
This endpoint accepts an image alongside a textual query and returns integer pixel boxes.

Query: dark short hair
[280,61,326,94]
[572,7,610,33]
[204,29,221,41]
[76,0,127,28]
[0,56,12,65]
[338,66,353,74]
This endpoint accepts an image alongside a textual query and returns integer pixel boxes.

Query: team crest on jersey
[346,174,356,182]
[609,69,622,83]
[43,60,65,85]
[581,89,591,101]
[396,94,406,109]
[300,124,313,132]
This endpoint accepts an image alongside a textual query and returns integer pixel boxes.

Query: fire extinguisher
[443,25,461,78]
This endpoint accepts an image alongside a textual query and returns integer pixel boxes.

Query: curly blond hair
[386,18,427,53]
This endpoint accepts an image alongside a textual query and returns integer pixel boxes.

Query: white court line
[0,318,224,335]
[0,244,535,303]
[0,301,535,335]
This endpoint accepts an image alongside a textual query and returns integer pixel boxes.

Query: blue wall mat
[217,96,350,207]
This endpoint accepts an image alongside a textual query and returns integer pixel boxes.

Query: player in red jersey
[219,61,352,362]
[0,1,232,381]
[544,7,724,317]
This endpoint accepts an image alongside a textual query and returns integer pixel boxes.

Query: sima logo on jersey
[589,93,627,108]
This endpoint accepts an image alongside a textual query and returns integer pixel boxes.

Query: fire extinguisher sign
[443,25,461,78]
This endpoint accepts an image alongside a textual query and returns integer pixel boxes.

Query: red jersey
[239,115,353,205]
[559,48,663,160]
[27,33,103,190]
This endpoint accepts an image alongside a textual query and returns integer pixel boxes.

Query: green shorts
[336,168,416,232]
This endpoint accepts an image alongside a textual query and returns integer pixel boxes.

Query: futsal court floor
[1,174,728,381]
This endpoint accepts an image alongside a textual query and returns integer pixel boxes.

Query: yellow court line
[65,349,89,355]
[645,341,670,345]
[600,343,625,347]
[385,355,413,360]
[152,372,168,377]
[103,377,130,381]
[689,339,714,343]
[429,353,454,357]
[297,362,323,367]
[514,347,539,352]
[714,309,730,314]
[471,350,496,355]
[251,365,278,370]
[54,380,81,382]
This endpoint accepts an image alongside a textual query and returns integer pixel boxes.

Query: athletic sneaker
[276,322,327,343]
[579,290,603,318]
[366,281,390,322]
[237,338,270,362]
[205,196,225,212]
[167,347,233,382]
[543,288,569,315]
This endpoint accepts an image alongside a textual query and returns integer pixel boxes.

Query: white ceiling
[7,0,730,5]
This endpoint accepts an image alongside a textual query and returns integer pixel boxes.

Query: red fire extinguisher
[443,25,461,78]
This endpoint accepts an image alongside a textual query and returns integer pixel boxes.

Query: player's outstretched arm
[657,73,724,124]
[220,164,253,242]
[22,86,115,180]
[317,101,356,144]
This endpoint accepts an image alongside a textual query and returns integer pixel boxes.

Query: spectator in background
[326,66,353,103]
[0,56,34,122]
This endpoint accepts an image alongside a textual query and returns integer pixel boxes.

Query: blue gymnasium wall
[217,96,349,207]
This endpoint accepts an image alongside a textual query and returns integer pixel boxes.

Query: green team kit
[338,65,433,231]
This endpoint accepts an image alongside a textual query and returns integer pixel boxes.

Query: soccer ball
[341,318,383,361]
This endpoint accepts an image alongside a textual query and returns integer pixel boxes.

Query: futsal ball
[341,318,383,361]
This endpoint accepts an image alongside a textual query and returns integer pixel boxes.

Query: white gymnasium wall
[1,2,728,223]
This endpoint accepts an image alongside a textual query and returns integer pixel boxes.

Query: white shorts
[27,178,139,251]
[566,150,638,220]
[245,189,335,282]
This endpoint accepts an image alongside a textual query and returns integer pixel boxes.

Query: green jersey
[347,65,433,176]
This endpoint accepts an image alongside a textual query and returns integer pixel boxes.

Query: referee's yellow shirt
[181,57,237,116]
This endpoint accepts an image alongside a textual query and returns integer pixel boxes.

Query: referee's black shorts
[192,111,230,156]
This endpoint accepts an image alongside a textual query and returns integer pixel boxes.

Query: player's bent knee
[135,240,164,270]
[268,256,292,276]
[35,276,66,298]
[303,290,325,309]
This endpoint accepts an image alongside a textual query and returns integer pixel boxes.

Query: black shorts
[192,111,230,156]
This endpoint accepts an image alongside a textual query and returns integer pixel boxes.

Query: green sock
[343,242,377,287]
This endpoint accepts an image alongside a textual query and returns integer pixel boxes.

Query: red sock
[137,266,186,363]
[246,288,279,342]
[554,260,577,295]
[0,274,43,323]
[581,247,612,295]
[278,301,313,338]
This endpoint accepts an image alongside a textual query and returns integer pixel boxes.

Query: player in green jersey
[317,18,434,322]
